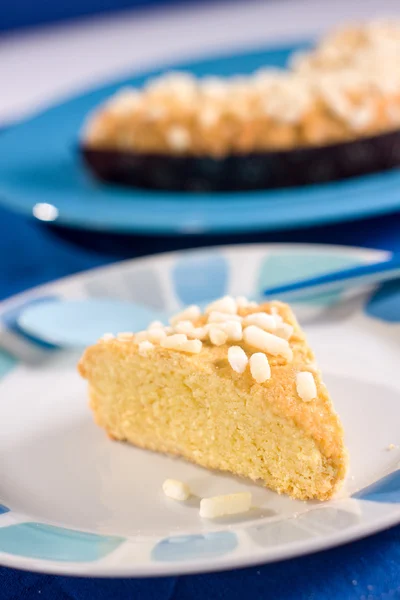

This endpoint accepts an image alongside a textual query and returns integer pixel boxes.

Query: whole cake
[81,20,400,190]
[78,296,347,501]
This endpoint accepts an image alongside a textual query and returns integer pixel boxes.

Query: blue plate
[1,41,400,235]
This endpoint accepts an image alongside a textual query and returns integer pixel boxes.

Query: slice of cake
[78,296,347,500]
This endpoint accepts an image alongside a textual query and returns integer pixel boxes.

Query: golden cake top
[82,20,400,156]
[292,19,400,76]
[98,295,318,402]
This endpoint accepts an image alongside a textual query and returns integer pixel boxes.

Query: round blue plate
[1,41,400,235]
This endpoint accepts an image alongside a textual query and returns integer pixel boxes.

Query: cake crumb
[117,332,134,341]
[200,492,252,519]
[135,331,149,342]
[250,352,271,383]
[181,339,202,354]
[166,126,191,151]
[208,311,242,323]
[170,305,201,326]
[236,296,253,308]
[148,320,164,329]
[218,321,243,342]
[243,325,291,359]
[387,443,399,451]
[161,333,202,353]
[162,479,191,501]
[161,333,188,349]
[188,326,209,340]
[209,326,228,346]
[243,312,277,332]
[100,333,114,341]
[138,340,154,356]
[173,320,195,335]
[276,322,294,340]
[228,346,248,374]
[296,371,317,402]
[206,296,237,315]
[147,327,167,343]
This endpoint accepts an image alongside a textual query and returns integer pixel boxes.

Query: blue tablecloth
[1,204,400,599]
[0,0,191,32]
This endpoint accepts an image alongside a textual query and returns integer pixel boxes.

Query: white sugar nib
[228,346,248,373]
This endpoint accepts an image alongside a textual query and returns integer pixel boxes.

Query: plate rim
[0,241,390,310]
[0,511,399,578]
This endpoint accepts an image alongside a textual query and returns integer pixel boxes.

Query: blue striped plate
[1,243,400,576]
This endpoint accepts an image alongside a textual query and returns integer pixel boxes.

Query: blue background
[3,0,400,596]
[0,0,222,31]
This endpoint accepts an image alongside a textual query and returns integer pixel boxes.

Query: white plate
[0,243,399,577]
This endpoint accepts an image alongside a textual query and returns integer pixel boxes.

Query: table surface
[2,0,400,597]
